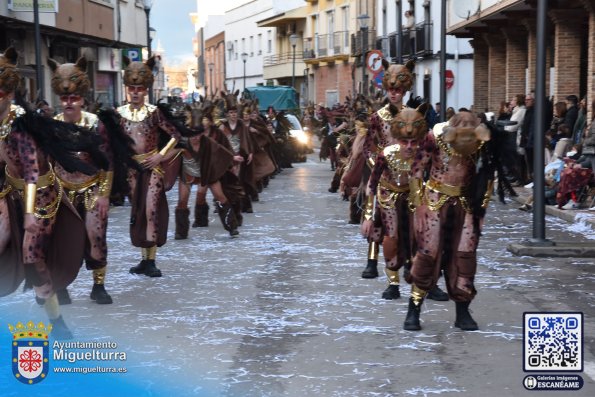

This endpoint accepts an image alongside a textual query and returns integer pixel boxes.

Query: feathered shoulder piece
[12,98,107,175]
[97,109,142,171]
[156,102,203,138]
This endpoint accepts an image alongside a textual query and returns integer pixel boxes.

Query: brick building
[448,0,594,117]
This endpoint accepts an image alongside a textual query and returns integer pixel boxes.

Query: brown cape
[195,135,234,186]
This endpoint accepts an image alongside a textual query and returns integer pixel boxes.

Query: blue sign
[122,48,142,63]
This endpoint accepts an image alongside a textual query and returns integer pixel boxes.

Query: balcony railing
[350,29,377,57]
[402,22,433,58]
[263,51,304,67]
[303,31,351,60]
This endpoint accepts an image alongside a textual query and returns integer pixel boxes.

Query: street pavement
[2,150,595,397]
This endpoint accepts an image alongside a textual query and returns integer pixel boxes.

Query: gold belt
[5,164,56,191]
[426,179,466,197]
[60,174,100,193]
[133,149,164,176]
[4,164,62,219]
[379,178,410,193]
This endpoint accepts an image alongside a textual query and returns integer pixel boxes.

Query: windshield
[284,114,302,130]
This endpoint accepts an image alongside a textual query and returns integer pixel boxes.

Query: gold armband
[408,178,423,210]
[363,194,375,221]
[98,171,114,198]
[25,183,37,214]
[158,137,178,157]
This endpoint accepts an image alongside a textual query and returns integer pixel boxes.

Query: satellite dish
[453,0,480,20]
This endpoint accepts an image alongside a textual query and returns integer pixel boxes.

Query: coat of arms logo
[8,321,51,384]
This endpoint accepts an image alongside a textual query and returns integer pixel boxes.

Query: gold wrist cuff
[363,194,375,221]
[25,183,37,214]
[159,137,178,157]
[98,171,114,198]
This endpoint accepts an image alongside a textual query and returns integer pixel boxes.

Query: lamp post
[208,62,215,96]
[357,14,370,95]
[241,52,248,92]
[289,34,298,88]
[143,0,154,103]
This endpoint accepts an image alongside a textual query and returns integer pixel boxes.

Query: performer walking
[118,57,181,277]
[405,111,494,331]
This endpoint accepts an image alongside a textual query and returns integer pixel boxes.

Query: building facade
[448,0,594,116]
[376,0,474,110]
[0,0,149,107]
[224,0,304,94]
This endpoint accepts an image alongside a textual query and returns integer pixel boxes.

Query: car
[285,113,314,153]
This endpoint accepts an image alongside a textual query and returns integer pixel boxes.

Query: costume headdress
[0,47,20,93]
[47,56,90,96]
[122,56,155,88]
[381,59,415,92]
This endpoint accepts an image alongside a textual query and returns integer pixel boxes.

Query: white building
[224,0,303,94]
[375,0,474,110]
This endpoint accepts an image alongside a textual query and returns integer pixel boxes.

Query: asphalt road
[1,150,594,397]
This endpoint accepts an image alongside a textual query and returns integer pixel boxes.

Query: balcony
[350,29,377,57]
[402,22,433,59]
[302,31,351,65]
[262,51,306,81]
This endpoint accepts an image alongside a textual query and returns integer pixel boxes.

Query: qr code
[523,312,583,372]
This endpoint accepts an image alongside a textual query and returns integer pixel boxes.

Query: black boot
[90,284,113,304]
[56,288,72,305]
[143,260,162,277]
[242,196,254,213]
[454,301,478,331]
[361,259,379,278]
[50,316,73,340]
[232,201,243,226]
[129,260,148,275]
[175,208,190,239]
[217,202,239,236]
[381,284,401,300]
[193,204,209,227]
[427,285,449,301]
[403,297,423,331]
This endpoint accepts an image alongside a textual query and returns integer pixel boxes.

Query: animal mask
[48,56,90,96]
[381,59,415,92]
[390,103,429,140]
[0,47,20,93]
[123,56,155,88]
[442,111,491,157]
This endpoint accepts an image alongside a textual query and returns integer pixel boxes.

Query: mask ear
[122,56,130,67]
[234,89,240,97]
[475,124,491,141]
[416,102,429,116]
[382,58,390,71]
[75,56,87,72]
[3,47,18,64]
[47,58,60,73]
[145,56,156,71]
[405,59,415,72]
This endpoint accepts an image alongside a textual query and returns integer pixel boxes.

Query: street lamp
[357,14,370,95]
[208,62,215,96]
[289,34,299,89]
[241,52,248,92]
[143,0,154,103]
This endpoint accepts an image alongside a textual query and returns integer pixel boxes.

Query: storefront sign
[98,48,121,72]
[8,0,58,12]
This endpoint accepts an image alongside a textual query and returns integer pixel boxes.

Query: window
[257,33,262,55]
[242,38,245,53]
[234,40,238,60]
[267,30,272,53]
[250,36,254,56]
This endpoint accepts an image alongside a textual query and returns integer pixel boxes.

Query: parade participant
[404,111,493,331]
[118,56,181,277]
[0,47,102,338]
[361,59,448,300]
[49,56,114,304]
[174,104,238,238]
[220,94,255,217]
[361,104,429,301]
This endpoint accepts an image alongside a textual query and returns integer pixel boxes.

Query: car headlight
[290,129,309,145]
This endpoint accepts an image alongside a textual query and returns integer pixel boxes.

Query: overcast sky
[151,0,247,66]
